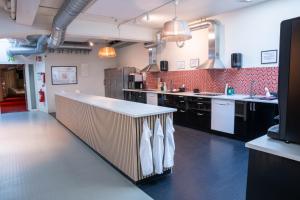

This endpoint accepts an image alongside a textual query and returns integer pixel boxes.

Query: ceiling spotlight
[88,41,94,47]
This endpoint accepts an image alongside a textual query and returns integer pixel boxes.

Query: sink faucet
[249,80,256,98]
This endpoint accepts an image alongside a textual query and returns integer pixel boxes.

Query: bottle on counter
[225,83,228,95]
[227,86,235,95]
[163,82,167,92]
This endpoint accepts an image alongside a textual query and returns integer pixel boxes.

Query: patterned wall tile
[146,67,278,95]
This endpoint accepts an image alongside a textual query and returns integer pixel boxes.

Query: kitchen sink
[142,89,157,91]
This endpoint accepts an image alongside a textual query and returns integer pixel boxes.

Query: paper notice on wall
[80,64,89,77]
[176,61,185,69]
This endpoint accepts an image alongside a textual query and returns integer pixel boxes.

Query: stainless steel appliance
[128,73,143,89]
[268,16,300,144]
[104,67,136,99]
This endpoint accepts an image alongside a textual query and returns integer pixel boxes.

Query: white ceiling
[38,0,271,28]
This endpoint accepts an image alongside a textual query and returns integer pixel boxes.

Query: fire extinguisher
[39,89,45,103]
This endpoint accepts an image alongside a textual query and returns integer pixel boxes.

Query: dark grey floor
[139,126,249,200]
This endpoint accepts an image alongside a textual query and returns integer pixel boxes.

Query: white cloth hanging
[139,119,153,176]
[164,116,175,168]
[153,118,164,174]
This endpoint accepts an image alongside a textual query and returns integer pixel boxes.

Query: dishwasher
[211,99,235,134]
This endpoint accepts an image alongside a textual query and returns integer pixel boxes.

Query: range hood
[189,20,224,69]
[140,42,160,72]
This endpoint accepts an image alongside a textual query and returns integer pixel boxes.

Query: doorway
[0,64,27,114]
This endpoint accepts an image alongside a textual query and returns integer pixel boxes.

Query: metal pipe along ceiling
[7,0,92,56]
[48,0,93,48]
[7,35,48,57]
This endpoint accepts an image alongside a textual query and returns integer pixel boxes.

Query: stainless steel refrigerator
[104,67,136,99]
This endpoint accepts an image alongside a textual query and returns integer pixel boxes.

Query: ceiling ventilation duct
[7,35,48,57]
[109,40,136,49]
[7,0,92,56]
[189,20,224,69]
[48,0,93,48]
[48,41,92,54]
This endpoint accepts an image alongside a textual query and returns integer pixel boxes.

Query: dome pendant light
[98,46,116,58]
[161,0,192,48]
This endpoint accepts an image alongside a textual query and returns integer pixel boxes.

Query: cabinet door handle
[197,102,203,105]
[180,110,186,113]
[250,103,252,111]
[216,103,229,106]
[253,103,256,112]
[197,113,204,116]
[180,100,185,103]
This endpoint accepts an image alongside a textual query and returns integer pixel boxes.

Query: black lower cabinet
[246,149,300,200]
[158,94,188,127]
[124,91,146,103]
[132,93,278,141]
[186,110,211,131]
[134,92,146,103]
[174,109,187,127]
[235,101,278,141]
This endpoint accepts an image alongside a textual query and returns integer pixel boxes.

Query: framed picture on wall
[190,58,199,68]
[51,66,78,85]
[261,50,278,64]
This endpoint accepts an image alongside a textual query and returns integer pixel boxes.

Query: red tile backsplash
[146,67,278,95]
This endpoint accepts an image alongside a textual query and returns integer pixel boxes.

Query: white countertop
[56,92,177,118]
[123,89,278,104]
[246,135,300,162]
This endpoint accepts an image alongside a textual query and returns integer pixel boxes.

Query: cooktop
[194,92,224,96]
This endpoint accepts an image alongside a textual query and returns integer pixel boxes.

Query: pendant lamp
[161,0,192,47]
[98,46,116,58]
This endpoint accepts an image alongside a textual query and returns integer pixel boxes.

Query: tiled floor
[0,112,152,200]
[139,125,249,200]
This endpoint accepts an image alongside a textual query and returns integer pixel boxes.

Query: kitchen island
[55,92,176,182]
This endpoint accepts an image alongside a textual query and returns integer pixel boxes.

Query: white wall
[117,43,149,69]
[45,45,117,113]
[117,0,300,70]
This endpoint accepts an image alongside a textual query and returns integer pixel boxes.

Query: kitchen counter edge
[123,89,278,104]
[246,135,300,162]
[56,92,177,118]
